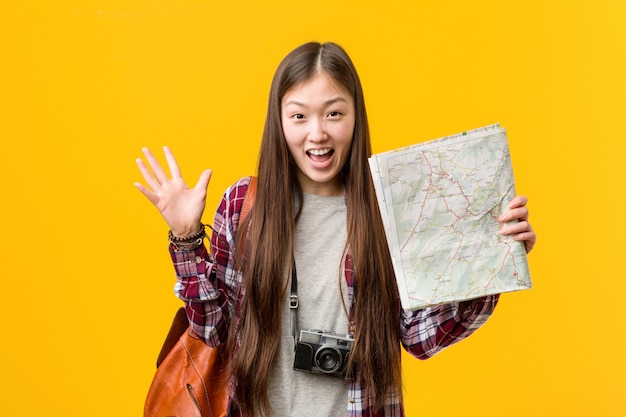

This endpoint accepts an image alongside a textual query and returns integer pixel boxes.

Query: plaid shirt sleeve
[400,294,500,359]
[170,177,252,347]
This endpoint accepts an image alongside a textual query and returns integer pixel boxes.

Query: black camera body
[293,329,353,377]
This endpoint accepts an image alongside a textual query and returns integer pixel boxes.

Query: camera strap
[290,259,299,346]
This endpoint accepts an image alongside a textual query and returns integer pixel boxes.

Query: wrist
[170,223,204,239]
[168,224,207,251]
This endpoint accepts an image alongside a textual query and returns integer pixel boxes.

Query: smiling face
[281,72,355,196]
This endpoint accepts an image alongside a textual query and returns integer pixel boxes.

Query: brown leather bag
[144,308,230,417]
[144,177,257,417]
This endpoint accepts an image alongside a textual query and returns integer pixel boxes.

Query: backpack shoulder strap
[240,176,257,223]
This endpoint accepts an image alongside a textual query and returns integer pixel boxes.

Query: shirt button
[348,397,355,403]
[195,256,202,264]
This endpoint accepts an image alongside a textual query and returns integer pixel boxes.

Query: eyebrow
[283,97,349,107]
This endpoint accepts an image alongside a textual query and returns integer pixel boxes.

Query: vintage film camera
[293,329,354,377]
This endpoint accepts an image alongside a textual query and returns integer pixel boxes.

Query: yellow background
[1,0,624,416]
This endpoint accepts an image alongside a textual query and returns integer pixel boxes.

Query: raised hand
[134,146,212,237]
[498,195,536,254]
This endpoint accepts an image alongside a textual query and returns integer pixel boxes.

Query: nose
[307,118,327,142]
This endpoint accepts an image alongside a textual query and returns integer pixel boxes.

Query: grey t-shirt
[267,192,350,416]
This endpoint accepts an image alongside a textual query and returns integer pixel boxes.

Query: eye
[328,111,342,118]
[292,113,305,120]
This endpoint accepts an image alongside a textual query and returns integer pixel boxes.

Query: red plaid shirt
[172,176,499,416]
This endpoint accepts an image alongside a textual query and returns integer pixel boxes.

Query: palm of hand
[134,147,212,237]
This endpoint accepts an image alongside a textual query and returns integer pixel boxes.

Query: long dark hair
[230,42,402,416]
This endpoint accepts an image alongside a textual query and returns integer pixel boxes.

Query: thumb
[194,169,213,193]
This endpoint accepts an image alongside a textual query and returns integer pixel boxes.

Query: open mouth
[306,148,334,163]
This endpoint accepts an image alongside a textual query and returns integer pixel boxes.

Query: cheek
[282,129,302,159]
[337,121,356,145]
[282,126,300,149]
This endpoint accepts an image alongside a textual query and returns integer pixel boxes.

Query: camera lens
[315,346,342,373]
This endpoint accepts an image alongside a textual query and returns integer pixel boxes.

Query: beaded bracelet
[169,238,204,251]
[168,224,207,251]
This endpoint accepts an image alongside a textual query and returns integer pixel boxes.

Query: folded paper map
[368,124,532,311]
